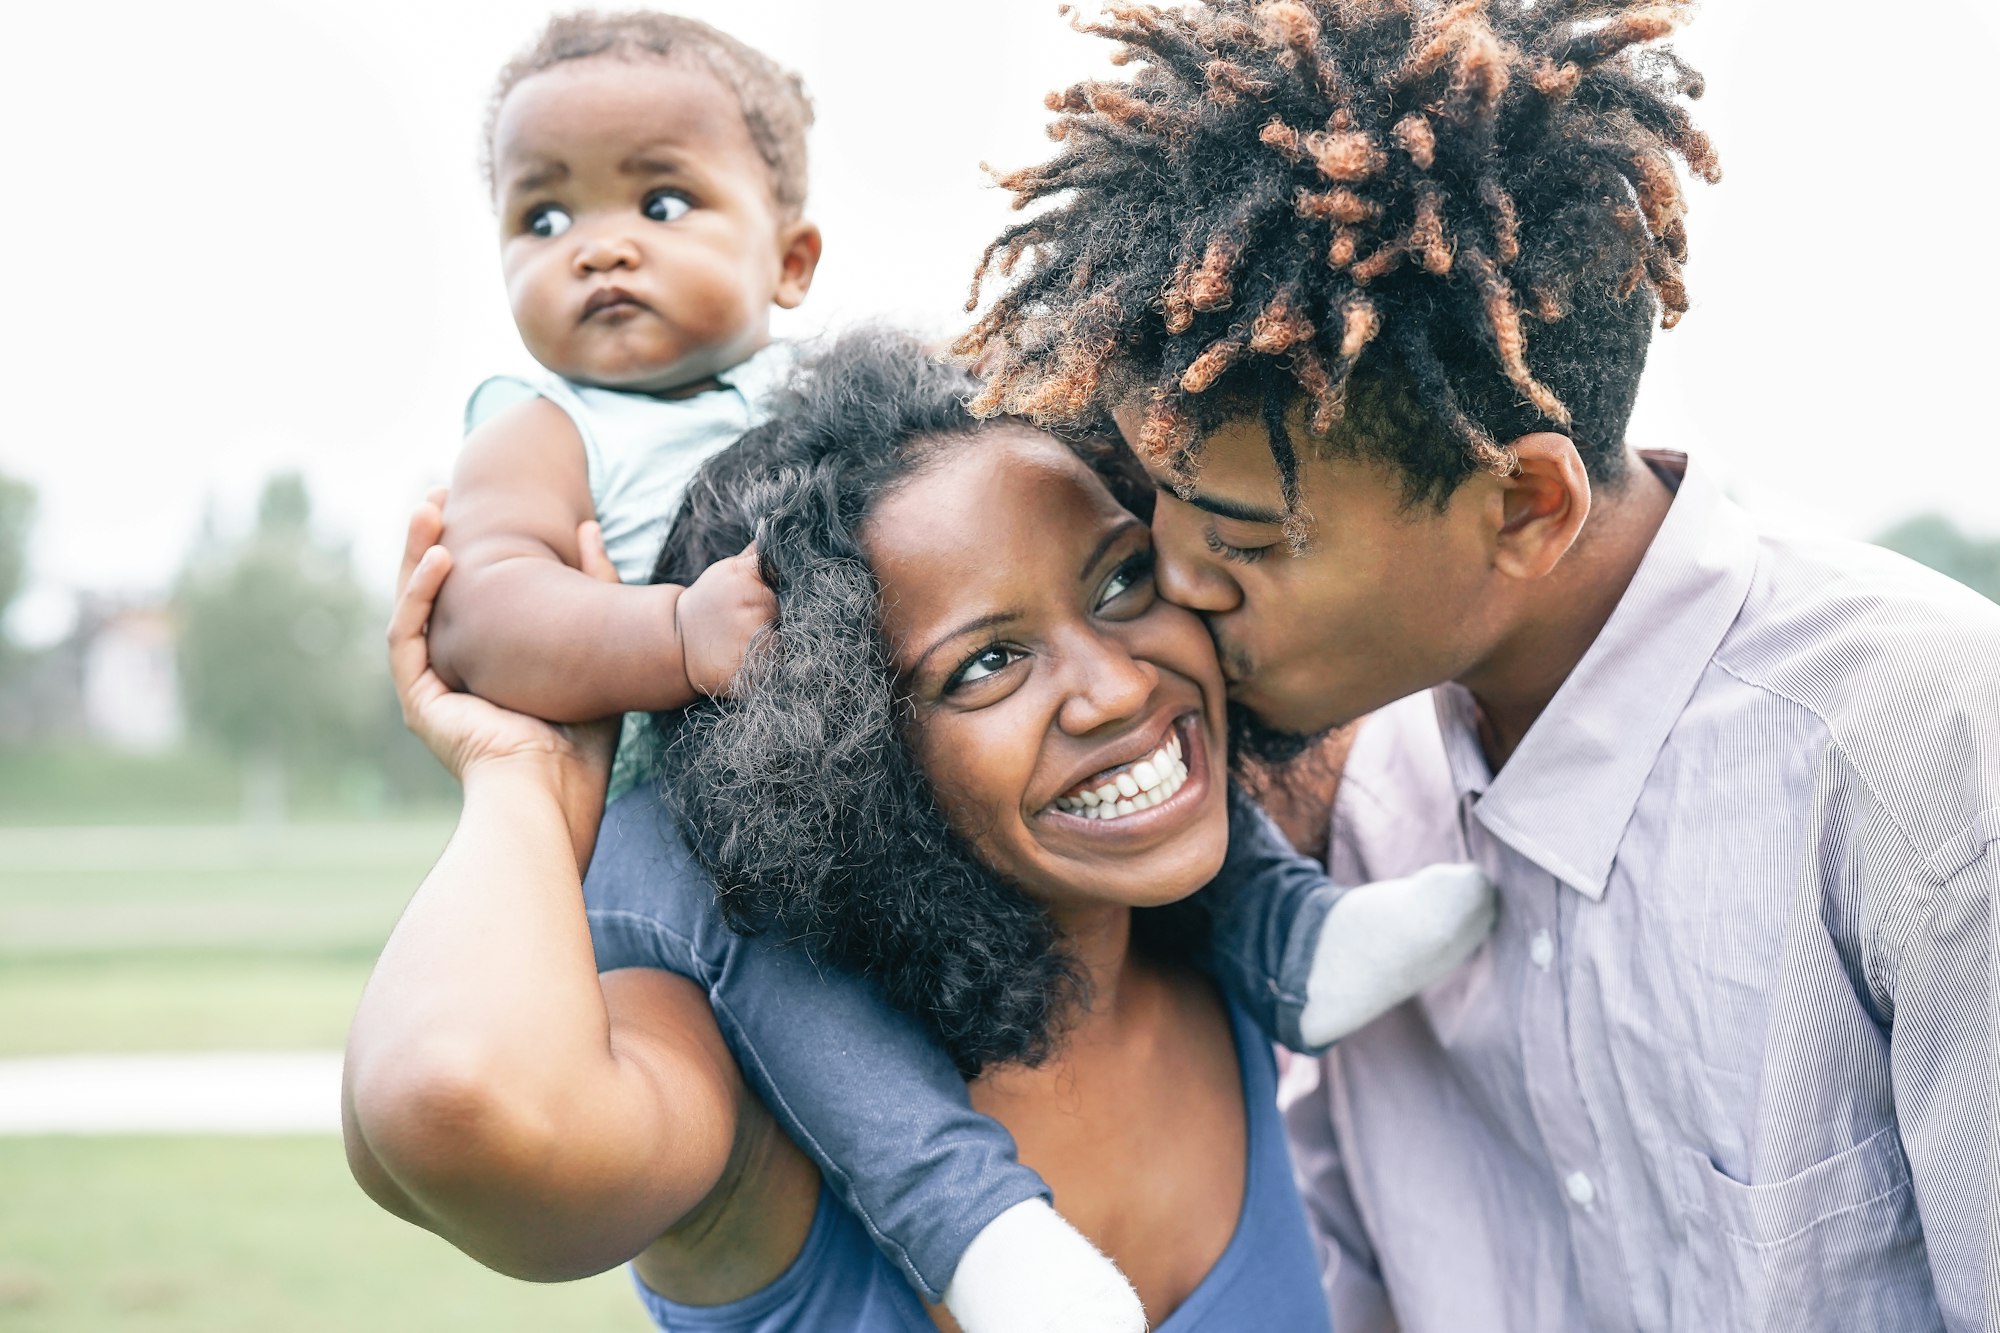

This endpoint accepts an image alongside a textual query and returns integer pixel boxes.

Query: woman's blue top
[628,999,1333,1332]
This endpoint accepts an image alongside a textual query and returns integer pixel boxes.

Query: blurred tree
[1876,514,2000,604]
[176,472,378,822]
[0,470,34,637]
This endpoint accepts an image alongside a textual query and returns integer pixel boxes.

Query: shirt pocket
[1668,1126,1943,1332]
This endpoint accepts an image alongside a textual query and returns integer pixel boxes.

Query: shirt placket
[1466,794,1636,1333]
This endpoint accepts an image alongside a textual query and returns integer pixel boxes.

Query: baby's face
[491,56,813,393]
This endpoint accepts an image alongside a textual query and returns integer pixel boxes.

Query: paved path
[0,1051,343,1134]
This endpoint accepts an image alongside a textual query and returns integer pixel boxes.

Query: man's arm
[427,397,697,720]
[1889,830,1999,1331]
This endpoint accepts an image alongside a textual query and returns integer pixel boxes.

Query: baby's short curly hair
[483,9,813,217]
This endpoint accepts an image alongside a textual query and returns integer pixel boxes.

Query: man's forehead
[1114,406,1293,522]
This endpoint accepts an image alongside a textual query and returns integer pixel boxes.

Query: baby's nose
[572,233,641,274]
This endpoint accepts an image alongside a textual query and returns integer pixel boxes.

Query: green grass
[0,956,376,1057]
[0,1137,647,1333]
[0,746,457,828]
[0,820,452,1053]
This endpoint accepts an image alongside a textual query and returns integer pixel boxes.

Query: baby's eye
[950,645,1022,689]
[525,204,572,239]
[643,190,692,223]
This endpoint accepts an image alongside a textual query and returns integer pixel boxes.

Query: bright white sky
[3,0,1997,640]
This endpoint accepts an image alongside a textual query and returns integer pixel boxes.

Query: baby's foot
[943,1198,1147,1333]
[1300,864,1496,1048]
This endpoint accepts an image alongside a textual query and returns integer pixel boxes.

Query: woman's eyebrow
[1079,519,1143,580]
[912,611,1020,678]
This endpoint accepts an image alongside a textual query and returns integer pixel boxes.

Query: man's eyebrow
[1080,518,1144,581]
[1153,478,1286,525]
[506,161,569,195]
[912,611,1020,678]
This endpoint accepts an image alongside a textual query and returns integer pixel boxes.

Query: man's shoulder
[1716,532,2000,859]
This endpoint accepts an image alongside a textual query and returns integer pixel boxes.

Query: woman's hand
[390,491,620,793]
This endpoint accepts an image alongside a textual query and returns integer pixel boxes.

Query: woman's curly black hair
[958,0,1718,523]
[643,328,1180,1076]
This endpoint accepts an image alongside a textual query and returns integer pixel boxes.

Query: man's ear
[773,220,823,310]
[1492,432,1590,581]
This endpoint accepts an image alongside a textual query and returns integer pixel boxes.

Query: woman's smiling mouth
[1053,728,1187,819]
[1039,712,1209,830]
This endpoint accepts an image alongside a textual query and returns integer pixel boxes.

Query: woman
[343,331,1336,1331]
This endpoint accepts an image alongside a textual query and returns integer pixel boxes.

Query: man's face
[1117,403,1509,739]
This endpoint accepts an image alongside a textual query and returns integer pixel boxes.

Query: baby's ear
[774,220,823,309]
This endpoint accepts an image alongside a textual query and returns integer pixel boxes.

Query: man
[961,1,2000,1328]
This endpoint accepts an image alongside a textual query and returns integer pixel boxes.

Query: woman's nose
[572,232,641,276]
[1057,635,1159,736]
[1152,501,1243,615]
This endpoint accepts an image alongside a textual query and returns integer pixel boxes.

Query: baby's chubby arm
[428,399,772,720]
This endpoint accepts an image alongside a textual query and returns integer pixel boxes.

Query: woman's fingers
[388,545,453,716]
[398,497,448,603]
[576,520,622,585]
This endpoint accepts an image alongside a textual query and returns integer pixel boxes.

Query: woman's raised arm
[341,499,744,1281]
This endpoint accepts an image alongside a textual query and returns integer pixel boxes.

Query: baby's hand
[675,544,778,699]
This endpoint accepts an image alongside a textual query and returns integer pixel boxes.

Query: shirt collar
[1432,451,1761,899]
[713,339,795,401]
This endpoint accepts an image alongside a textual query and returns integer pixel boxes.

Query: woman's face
[867,426,1230,914]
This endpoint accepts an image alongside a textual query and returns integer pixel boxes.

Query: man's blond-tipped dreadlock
[958,0,1718,510]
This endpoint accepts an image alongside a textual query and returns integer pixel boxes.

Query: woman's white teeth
[1051,737,1192,820]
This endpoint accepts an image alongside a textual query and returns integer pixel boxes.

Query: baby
[427,12,1494,1333]
[431,10,816,800]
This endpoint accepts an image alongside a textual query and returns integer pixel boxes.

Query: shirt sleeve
[1887,824,1999,1332]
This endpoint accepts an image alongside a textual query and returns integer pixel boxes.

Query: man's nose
[1152,502,1243,616]
[572,231,641,275]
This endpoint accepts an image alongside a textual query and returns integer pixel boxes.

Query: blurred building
[0,597,184,751]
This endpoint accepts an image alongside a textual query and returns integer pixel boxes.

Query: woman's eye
[1094,550,1157,612]
[643,191,691,223]
[950,645,1020,689]
[525,204,572,239]
[1203,528,1273,565]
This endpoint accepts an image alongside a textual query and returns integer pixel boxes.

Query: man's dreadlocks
[958,0,1719,519]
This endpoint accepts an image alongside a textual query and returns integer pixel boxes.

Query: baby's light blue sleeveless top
[462,342,795,585]
[628,1000,1333,1332]
[463,343,795,796]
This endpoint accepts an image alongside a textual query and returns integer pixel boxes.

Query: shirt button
[1565,1171,1596,1208]
[1530,930,1554,970]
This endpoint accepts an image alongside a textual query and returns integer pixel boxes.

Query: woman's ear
[1491,432,1591,581]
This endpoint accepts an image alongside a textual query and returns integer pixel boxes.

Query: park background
[2,0,1998,1329]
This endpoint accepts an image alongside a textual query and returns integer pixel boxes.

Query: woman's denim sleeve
[580,789,1049,1302]
[1202,785,1345,1055]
